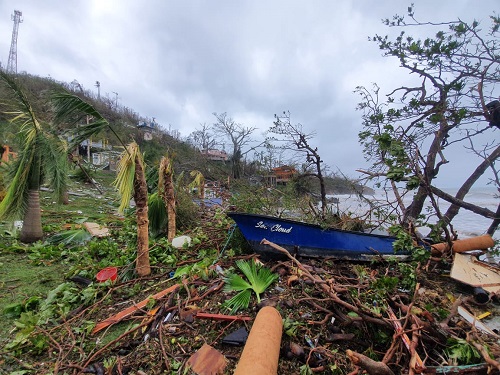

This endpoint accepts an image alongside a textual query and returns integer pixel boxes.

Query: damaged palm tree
[115,142,150,276]
[159,155,176,242]
[0,71,68,243]
[190,170,205,199]
[52,92,151,276]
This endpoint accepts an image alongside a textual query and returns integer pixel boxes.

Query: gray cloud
[0,0,497,187]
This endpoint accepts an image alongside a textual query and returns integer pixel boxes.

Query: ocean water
[330,187,499,241]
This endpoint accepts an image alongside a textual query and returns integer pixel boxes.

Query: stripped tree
[270,111,328,219]
[159,155,176,242]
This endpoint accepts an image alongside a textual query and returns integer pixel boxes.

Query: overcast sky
[0,1,497,188]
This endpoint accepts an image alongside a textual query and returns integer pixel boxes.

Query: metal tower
[7,10,23,74]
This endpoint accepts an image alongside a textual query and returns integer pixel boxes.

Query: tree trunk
[133,155,150,277]
[315,160,327,219]
[430,186,496,218]
[160,156,176,242]
[442,145,500,225]
[403,115,447,224]
[62,189,69,205]
[19,189,43,243]
[165,167,176,243]
[487,203,500,237]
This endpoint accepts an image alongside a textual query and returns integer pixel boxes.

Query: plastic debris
[221,327,249,346]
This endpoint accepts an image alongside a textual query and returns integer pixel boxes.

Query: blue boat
[227,212,407,260]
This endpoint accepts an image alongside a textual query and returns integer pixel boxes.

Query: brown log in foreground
[233,306,283,375]
[346,349,395,375]
[431,234,494,255]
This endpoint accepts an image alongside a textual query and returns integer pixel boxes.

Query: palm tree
[52,92,151,276]
[0,71,68,243]
[159,156,176,242]
[115,142,150,276]
[189,170,205,199]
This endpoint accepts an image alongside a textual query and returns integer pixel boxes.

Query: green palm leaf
[223,274,252,292]
[236,259,279,298]
[148,192,167,236]
[224,290,252,314]
[114,142,144,213]
[39,133,68,203]
[51,92,126,149]
[46,229,92,247]
[223,259,279,312]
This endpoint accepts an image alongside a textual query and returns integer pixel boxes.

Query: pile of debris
[4,231,500,374]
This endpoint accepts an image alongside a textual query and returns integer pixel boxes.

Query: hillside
[0,72,369,196]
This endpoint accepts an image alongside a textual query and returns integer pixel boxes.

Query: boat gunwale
[227,212,396,240]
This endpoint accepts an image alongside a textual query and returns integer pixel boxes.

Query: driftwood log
[346,349,395,375]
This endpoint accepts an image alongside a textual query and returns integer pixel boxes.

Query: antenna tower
[7,10,23,74]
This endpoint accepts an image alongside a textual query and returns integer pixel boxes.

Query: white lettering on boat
[255,221,268,230]
[271,224,293,233]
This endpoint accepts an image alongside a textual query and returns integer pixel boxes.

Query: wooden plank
[450,254,500,294]
[457,306,500,338]
[92,284,179,334]
[84,222,110,237]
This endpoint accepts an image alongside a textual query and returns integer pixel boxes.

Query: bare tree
[270,111,328,219]
[212,112,257,179]
[187,123,218,151]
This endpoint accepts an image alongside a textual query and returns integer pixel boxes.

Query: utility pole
[95,81,100,100]
[7,10,23,74]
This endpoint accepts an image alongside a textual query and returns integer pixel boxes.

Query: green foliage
[300,365,314,375]
[370,276,399,296]
[444,338,482,365]
[173,257,216,280]
[5,282,99,352]
[283,317,302,337]
[223,259,279,313]
[389,225,429,262]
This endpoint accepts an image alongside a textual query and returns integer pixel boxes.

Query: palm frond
[223,273,252,292]
[51,92,126,149]
[224,290,252,314]
[148,192,167,236]
[45,229,92,247]
[254,267,280,295]
[223,259,279,310]
[189,170,204,187]
[235,259,259,287]
[39,134,68,203]
[114,142,143,212]
[0,125,38,220]
[0,71,41,132]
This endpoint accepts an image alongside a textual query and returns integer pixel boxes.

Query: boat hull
[228,212,404,260]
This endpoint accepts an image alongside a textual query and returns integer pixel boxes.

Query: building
[137,118,159,141]
[265,165,297,185]
[201,149,228,162]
